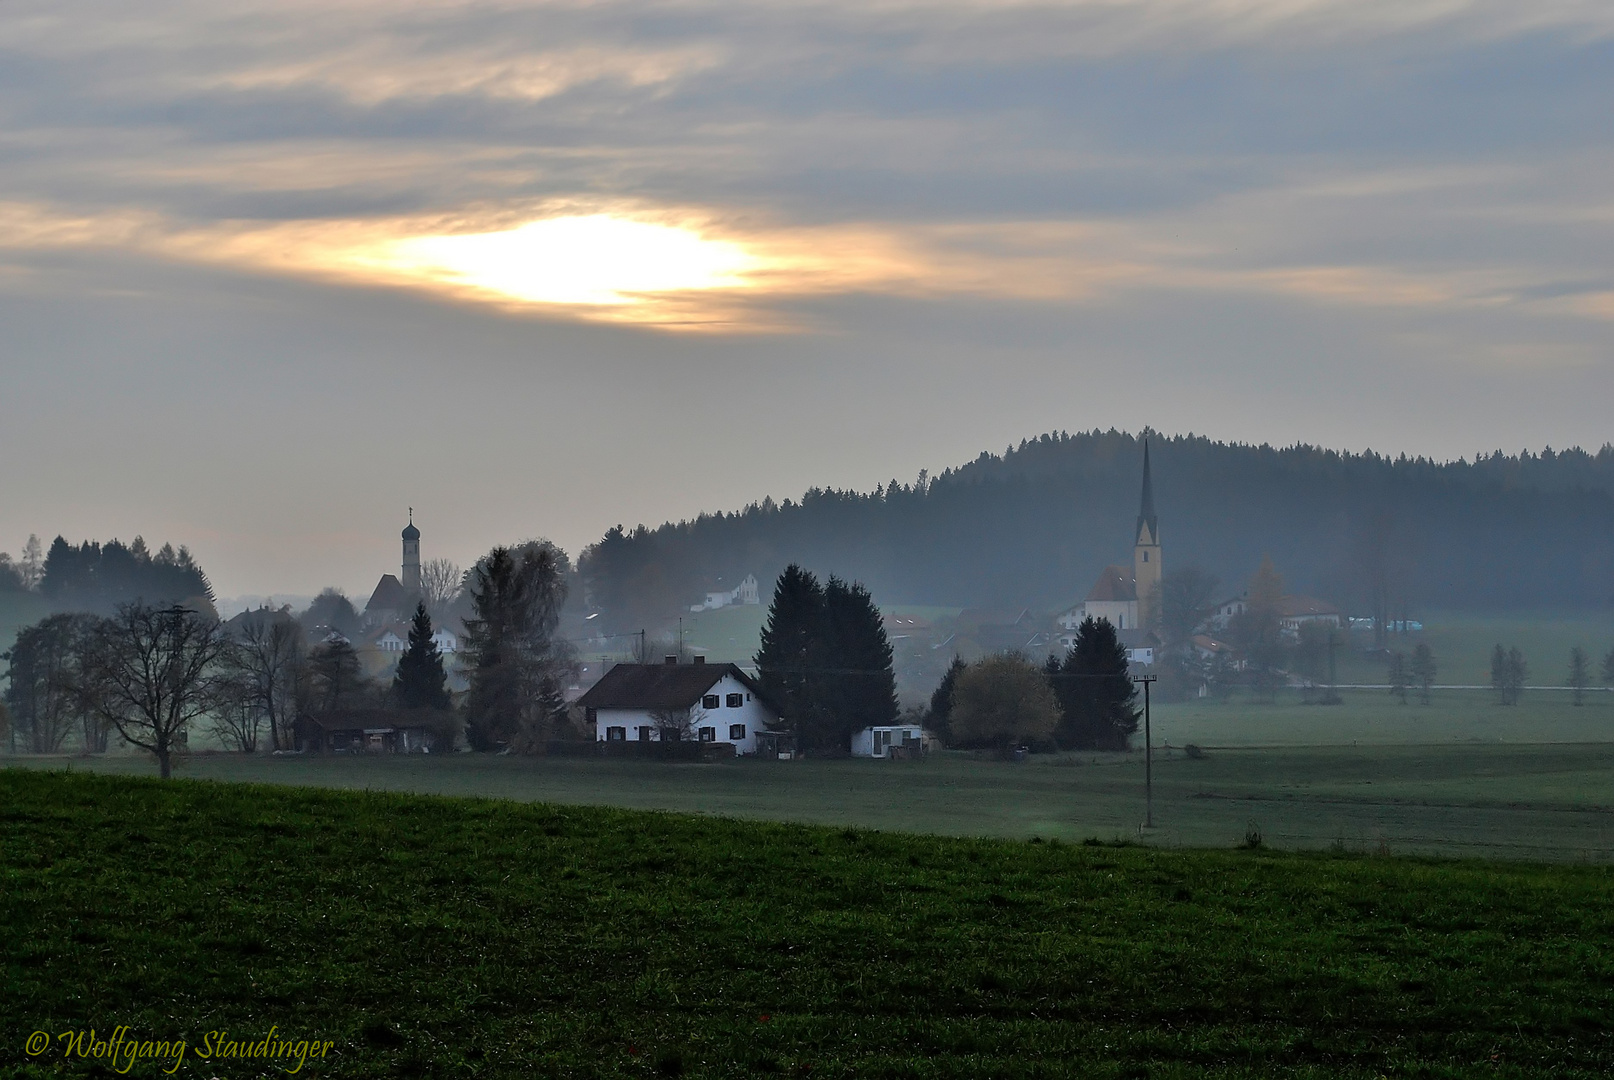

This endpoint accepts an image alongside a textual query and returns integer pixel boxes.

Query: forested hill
[578,431,1614,631]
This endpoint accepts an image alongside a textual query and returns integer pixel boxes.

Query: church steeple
[401,508,421,592]
[1133,440,1161,628]
[1136,439,1158,546]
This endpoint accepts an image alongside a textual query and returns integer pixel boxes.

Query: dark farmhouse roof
[367,573,410,614]
[301,708,442,732]
[1085,564,1137,603]
[576,662,775,713]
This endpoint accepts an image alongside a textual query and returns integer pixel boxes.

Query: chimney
[693,655,705,665]
[664,655,678,665]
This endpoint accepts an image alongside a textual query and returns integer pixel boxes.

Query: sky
[2,0,1612,600]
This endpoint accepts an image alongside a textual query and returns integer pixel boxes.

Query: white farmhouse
[690,573,761,612]
[576,657,781,755]
[368,624,458,654]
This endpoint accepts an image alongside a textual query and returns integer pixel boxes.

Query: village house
[1206,592,1343,640]
[689,573,761,612]
[1275,596,1343,635]
[368,624,458,654]
[576,656,782,755]
[294,709,449,754]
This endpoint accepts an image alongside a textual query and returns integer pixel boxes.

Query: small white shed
[851,724,926,759]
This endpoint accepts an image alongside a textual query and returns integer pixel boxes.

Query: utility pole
[1326,625,1339,704]
[1133,674,1157,828]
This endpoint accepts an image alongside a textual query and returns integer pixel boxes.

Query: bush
[948,653,1059,749]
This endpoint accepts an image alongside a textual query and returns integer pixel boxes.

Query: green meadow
[5,769,1614,1078]
[15,735,1614,862]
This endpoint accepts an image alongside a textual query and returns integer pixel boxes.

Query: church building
[365,511,423,627]
[1058,442,1162,649]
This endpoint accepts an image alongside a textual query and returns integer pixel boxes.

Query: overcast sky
[2,0,1611,599]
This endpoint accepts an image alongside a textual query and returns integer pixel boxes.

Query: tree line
[32,536,214,613]
[750,565,1139,754]
[924,617,1140,752]
[1,538,585,769]
[579,430,1614,633]
[754,565,899,753]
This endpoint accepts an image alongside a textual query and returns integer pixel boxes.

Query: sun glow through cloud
[370,215,762,307]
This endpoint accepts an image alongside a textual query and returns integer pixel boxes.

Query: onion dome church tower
[1133,441,1161,628]
[402,509,421,592]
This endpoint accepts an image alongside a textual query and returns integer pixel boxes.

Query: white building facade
[578,661,781,755]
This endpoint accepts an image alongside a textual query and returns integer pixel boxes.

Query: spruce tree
[820,576,898,748]
[1568,647,1589,707]
[1506,647,1527,705]
[462,544,570,752]
[1387,652,1409,705]
[1410,643,1436,704]
[309,636,367,713]
[393,602,450,711]
[929,656,966,743]
[1049,617,1140,750]
[755,565,827,745]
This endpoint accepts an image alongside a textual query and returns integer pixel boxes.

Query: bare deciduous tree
[420,558,463,621]
[79,604,231,778]
[2,613,97,753]
[221,609,307,751]
[648,703,707,742]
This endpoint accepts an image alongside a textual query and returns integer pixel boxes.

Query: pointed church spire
[1136,439,1157,543]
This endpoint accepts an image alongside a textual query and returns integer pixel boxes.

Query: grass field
[5,769,1614,1078]
[14,739,1614,862]
[1287,610,1614,687]
[1151,686,1614,746]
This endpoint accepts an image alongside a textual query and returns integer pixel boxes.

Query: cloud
[4,0,1614,593]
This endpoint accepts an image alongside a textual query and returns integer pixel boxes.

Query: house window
[729,724,746,741]
[699,727,715,742]
[1143,551,1149,562]
[702,694,720,709]
[726,693,743,708]
[606,726,626,742]
[637,726,652,741]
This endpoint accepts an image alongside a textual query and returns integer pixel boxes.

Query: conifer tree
[755,565,827,743]
[309,636,368,713]
[1049,616,1140,750]
[1507,647,1528,705]
[928,655,966,743]
[462,543,571,752]
[755,566,898,752]
[394,602,450,711]
[1387,652,1409,705]
[1568,647,1589,707]
[1410,643,1436,705]
[820,576,898,749]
